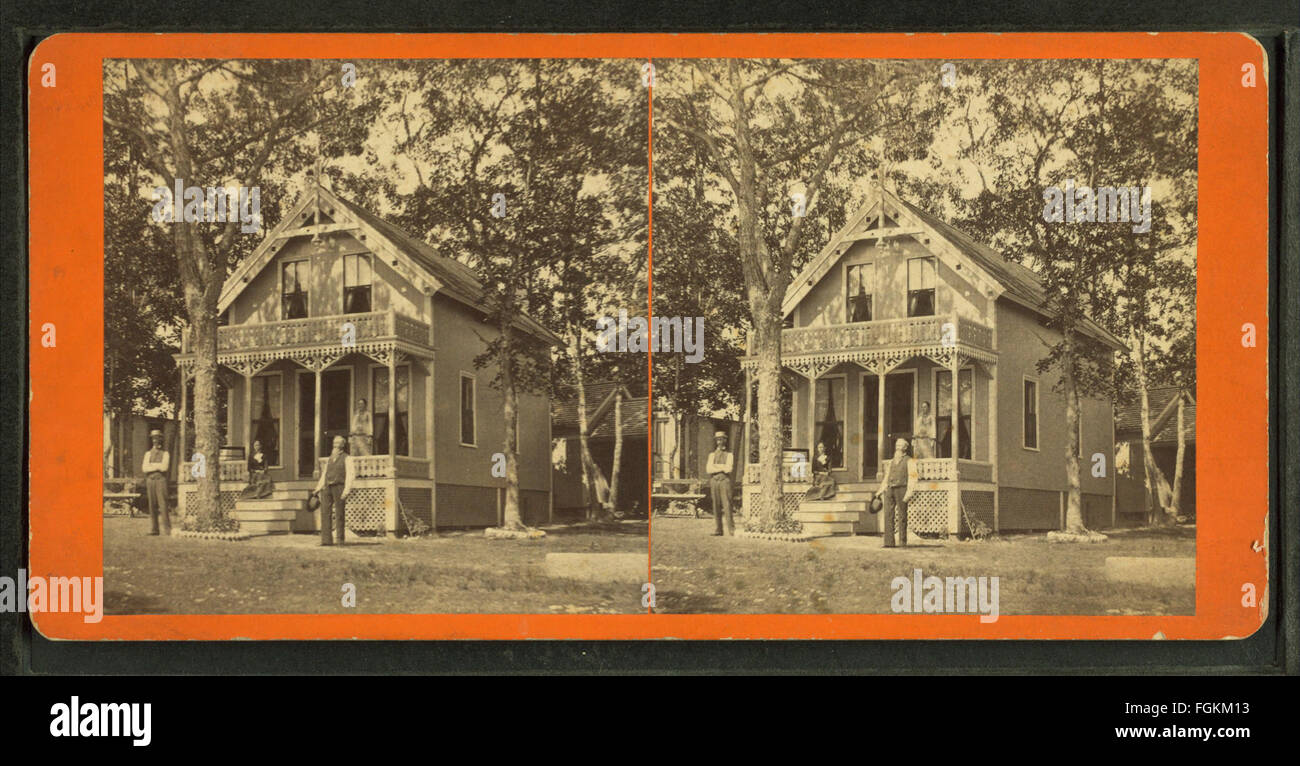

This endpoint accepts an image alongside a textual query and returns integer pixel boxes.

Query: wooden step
[235,498,307,512]
[232,508,299,522]
[794,509,864,523]
[800,520,856,537]
[797,499,868,513]
[237,519,292,536]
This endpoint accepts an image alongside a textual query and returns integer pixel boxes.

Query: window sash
[460,375,476,446]
[282,261,308,319]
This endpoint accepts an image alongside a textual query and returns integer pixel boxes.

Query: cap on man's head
[714,431,727,439]
[149,429,163,437]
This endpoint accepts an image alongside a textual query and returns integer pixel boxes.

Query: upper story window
[460,373,477,447]
[1023,378,1039,450]
[846,262,874,323]
[343,254,373,314]
[907,257,937,317]
[281,260,309,320]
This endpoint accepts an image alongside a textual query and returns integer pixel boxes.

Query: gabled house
[740,186,1126,537]
[552,381,649,517]
[174,180,558,534]
[1115,386,1196,522]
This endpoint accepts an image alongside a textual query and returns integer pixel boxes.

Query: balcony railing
[179,459,248,484]
[775,314,993,356]
[183,309,430,353]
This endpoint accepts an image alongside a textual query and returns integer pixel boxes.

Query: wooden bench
[652,479,707,518]
[103,478,141,517]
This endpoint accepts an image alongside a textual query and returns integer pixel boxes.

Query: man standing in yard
[315,435,354,546]
[142,429,171,536]
[877,437,918,548]
[707,431,735,536]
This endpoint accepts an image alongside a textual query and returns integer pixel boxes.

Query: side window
[1023,378,1039,450]
[282,260,309,319]
[907,257,936,317]
[343,254,373,314]
[846,263,874,323]
[460,373,476,447]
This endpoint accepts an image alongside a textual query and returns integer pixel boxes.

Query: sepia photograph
[99,58,650,615]
[649,58,1198,616]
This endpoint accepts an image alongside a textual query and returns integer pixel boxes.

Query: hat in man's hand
[869,495,883,514]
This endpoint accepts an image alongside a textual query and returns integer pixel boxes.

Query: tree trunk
[184,303,228,530]
[1131,331,1174,525]
[608,389,624,513]
[568,328,602,520]
[751,311,786,528]
[1061,325,1087,535]
[498,321,523,530]
[1170,394,1186,519]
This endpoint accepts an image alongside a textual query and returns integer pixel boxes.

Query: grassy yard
[103,515,647,615]
[650,517,1195,615]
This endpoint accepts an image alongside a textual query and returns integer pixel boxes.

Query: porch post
[740,367,752,479]
[388,353,397,458]
[178,371,188,467]
[244,373,254,458]
[950,357,960,461]
[313,367,322,466]
[876,367,886,478]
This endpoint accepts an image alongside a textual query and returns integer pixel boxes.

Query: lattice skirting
[181,489,239,518]
[345,486,390,533]
[742,489,806,518]
[907,489,949,535]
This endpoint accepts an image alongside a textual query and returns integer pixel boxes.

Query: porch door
[862,371,915,476]
[297,373,315,477]
[322,369,351,455]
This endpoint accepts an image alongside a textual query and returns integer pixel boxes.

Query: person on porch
[877,437,918,548]
[804,441,838,501]
[239,439,275,500]
[314,435,355,546]
[913,401,936,459]
[350,398,373,456]
[142,429,171,536]
[706,431,735,536]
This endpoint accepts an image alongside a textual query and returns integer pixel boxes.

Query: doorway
[861,369,916,477]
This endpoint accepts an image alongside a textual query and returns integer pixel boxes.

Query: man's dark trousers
[710,473,734,535]
[320,483,346,545]
[883,486,909,548]
[146,473,171,535]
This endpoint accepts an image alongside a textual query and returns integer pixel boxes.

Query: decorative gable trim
[781,188,1005,319]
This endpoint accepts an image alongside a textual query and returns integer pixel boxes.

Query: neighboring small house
[552,382,649,517]
[652,408,743,484]
[740,185,1126,537]
[173,179,558,534]
[1115,386,1196,523]
[104,412,180,482]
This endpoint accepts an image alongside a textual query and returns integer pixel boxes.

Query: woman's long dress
[804,453,838,501]
[239,454,275,500]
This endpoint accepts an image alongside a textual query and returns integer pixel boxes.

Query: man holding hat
[141,428,172,536]
[876,437,918,548]
[706,430,735,536]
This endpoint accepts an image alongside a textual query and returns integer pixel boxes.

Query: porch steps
[795,499,870,537]
[233,489,312,536]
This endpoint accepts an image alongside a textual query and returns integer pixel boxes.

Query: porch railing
[743,457,993,485]
[179,459,249,484]
[183,309,430,353]
[774,314,993,356]
[322,454,430,480]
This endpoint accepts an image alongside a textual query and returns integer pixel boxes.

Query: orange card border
[27,32,1269,640]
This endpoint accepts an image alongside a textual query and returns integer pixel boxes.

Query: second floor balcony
[182,309,431,354]
[776,314,993,357]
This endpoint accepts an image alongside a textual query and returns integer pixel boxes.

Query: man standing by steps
[706,431,735,536]
[314,435,354,546]
[877,437,918,548]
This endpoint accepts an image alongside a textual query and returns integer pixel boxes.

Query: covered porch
[173,309,437,534]
[739,314,999,537]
